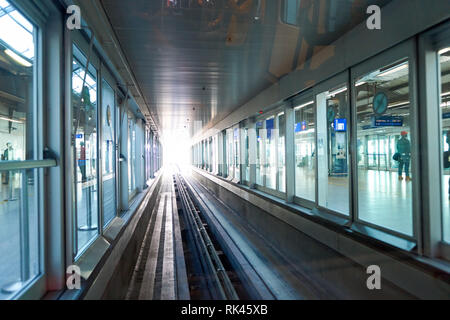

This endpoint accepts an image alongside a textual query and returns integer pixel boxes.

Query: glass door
[101,79,117,228]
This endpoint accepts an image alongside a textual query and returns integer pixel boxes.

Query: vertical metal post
[248,119,257,189]
[285,106,295,203]
[20,170,30,283]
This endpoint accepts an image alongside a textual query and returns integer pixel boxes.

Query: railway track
[173,172,242,300]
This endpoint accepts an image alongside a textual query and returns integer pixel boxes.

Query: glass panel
[0,169,39,299]
[72,46,99,254]
[233,127,240,180]
[222,132,227,176]
[316,84,349,215]
[440,47,450,244]
[128,115,136,196]
[226,128,233,178]
[0,0,34,60]
[244,128,249,182]
[0,3,38,297]
[278,113,286,192]
[355,59,412,236]
[101,80,116,227]
[282,0,300,25]
[265,117,276,190]
[256,121,263,185]
[295,100,316,201]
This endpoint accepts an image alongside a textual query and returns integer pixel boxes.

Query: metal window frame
[350,39,419,243]
[313,70,352,219]
[290,89,317,208]
[418,21,450,260]
[1,0,53,300]
[70,31,102,261]
[254,105,287,199]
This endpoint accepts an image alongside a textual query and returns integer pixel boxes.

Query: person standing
[397,131,411,181]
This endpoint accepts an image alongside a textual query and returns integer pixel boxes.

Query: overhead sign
[372,116,403,127]
[334,118,347,132]
[295,121,308,133]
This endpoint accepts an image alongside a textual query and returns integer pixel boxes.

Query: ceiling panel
[100,0,392,137]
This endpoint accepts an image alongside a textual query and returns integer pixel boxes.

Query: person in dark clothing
[397,131,411,181]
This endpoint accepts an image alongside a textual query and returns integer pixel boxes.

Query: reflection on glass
[282,0,300,25]
[440,48,450,244]
[0,169,39,299]
[72,46,99,254]
[355,59,412,236]
[256,122,263,185]
[234,127,240,180]
[128,115,136,196]
[102,80,116,227]
[295,101,316,201]
[244,128,250,182]
[316,84,349,215]
[278,113,286,192]
[226,128,233,178]
[265,117,276,190]
[0,2,38,296]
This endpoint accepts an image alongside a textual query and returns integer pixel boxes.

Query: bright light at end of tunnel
[162,131,192,168]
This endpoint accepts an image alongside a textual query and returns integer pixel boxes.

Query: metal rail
[174,173,239,300]
[0,159,57,171]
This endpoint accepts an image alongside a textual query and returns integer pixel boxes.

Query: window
[316,83,350,215]
[101,79,117,227]
[244,128,250,183]
[128,113,136,197]
[355,59,413,236]
[278,113,286,192]
[256,121,264,185]
[226,128,233,178]
[281,0,300,25]
[295,99,316,202]
[265,117,276,189]
[233,126,240,180]
[0,0,39,298]
[72,45,99,255]
[439,47,450,243]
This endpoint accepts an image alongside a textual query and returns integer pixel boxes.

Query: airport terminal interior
[0,0,449,300]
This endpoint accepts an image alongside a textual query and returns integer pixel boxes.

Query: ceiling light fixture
[0,116,24,124]
[4,49,32,67]
[327,87,347,97]
[388,101,409,108]
[355,81,367,87]
[294,101,314,110]
[438,47,450,55]
[377,63,408,78]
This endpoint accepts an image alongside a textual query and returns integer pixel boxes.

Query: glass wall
[265,117,276,189]
[72,45,99,254]
[233,126,240,180]
[101,79,116,227]
[226,128,233,178]
[128,113,136,197]
[278,113,286,192]
[0,0,39,298]
[294,100,316,202]
[244,127,250,183]
[439,47,450,244]
[316,84,350,215]
[355,59,413,236]
[256,121,263,185]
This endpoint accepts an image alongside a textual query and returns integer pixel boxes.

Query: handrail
[0,159,57,171]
